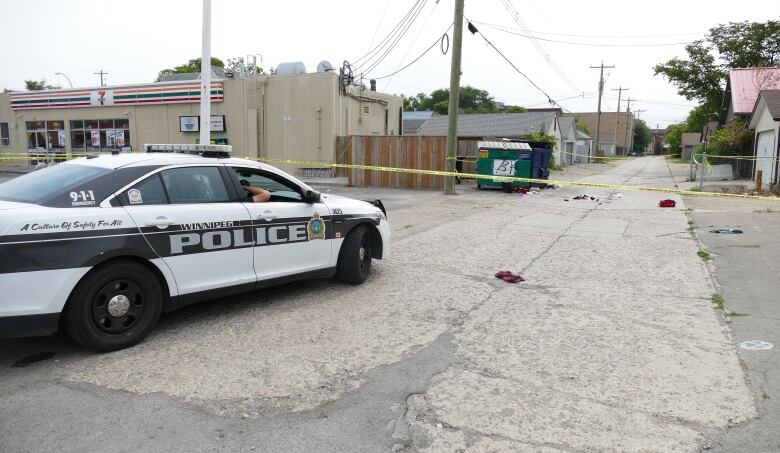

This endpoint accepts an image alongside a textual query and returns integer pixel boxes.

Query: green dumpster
[476,141,533,191]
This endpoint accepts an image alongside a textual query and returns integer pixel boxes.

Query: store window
[70,118,130,153]
[26,121,65,150]
[0,122,10,147]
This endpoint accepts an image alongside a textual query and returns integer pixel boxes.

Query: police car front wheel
[63,260,164,351]
[336,225,373,284]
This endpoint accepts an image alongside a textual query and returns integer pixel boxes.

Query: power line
[467,22,568,112]
[352,0,424,68]
[359,0,429,75]
[364,0,393,53]
[470,20,694,47]
[381,0,442,89]
[496,0,581,93]
[466,20,705,38]
[374,24,453,80]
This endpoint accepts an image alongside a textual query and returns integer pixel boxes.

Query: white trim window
[26,120,64,150]
[70,119,130,153]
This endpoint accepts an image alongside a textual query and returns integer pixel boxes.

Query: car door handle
[145,217,175,227]
[257,211,277,221]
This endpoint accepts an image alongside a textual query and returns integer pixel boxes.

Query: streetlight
[54,72,73,88]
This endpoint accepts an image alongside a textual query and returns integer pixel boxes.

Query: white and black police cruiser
[0,144,389,351]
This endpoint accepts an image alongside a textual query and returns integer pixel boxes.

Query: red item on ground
[516,187,528,194]
[659,199,676,208]
[495,271,525,283]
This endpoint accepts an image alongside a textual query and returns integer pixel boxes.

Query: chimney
[370,79,376,92]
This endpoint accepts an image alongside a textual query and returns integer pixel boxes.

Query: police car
[0,145,389,351]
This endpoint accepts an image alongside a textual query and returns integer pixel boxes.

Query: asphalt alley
[0,157,758,452]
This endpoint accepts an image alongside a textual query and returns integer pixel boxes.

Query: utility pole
[622,97,633,153]
[611,87,628,155]
[444,0,464,195]
[199,0,212,146]
[94,70,108,86]
[632,108,647,153]
[590,61,614,162]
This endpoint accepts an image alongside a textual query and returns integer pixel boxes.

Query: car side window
[120,174,169,206]
[161,167,230,204]
[234,168,303,202]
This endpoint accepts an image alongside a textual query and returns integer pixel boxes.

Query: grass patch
[697,250,711,260]
[725,311,749,317]
[711,293,725,310]
[688,186,702,192]
[763,392,770,400]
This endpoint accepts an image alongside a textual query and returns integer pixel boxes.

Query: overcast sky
[0,0,776,127]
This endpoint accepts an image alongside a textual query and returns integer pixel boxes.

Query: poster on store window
[106,130,115,148]
[113,130,125,147]
[57,131,66,148]
[90,130,100,147]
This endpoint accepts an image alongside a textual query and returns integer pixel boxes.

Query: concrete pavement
[0,157,759,452]
[685,195,780,452]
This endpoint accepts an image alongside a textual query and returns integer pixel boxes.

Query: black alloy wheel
[64,260,163,351]
[91,278,146,335]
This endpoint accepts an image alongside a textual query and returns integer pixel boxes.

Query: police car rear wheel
[336,225,372,284]
[64,260,163,351]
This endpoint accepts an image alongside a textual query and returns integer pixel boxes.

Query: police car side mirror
[304,190,321,203]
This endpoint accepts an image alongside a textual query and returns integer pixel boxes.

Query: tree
[664,123,687,154]
[225,57,266,76]
[520,132,557,148]
[633,120,652,151]
[505,105,527,113]
[654,19,780,130]
[403,86,499,113]
[708,118,752,156]
[24,79,61,91]
[156,57,225,82]
[574,118,589,135]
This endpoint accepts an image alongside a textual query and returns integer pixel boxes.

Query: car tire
[336,225,372,284]
[63,260,163,351]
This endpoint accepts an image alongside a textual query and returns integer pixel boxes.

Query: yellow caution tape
[251,156,780,202]
[2,152,777,202]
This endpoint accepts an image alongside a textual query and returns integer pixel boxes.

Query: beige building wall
[0,72,402,175]
[566,112,635,150]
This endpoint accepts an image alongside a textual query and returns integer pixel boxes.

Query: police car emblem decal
[128,189,143,204]
[307,212,326,240]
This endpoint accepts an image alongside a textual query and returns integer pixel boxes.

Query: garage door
[756,130,776,185]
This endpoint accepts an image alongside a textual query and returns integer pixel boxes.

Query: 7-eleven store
[0,81,225,159]
[0,72,403,172]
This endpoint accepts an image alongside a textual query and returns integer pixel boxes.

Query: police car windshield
[0,163,110,204]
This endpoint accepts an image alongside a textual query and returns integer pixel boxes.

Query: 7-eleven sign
[90,89,114,106]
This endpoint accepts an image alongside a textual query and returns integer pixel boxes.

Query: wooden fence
[345,135,449,189]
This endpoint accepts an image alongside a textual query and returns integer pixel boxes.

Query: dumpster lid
[477,141,532,150]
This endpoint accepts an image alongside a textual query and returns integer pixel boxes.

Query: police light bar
[144,144,232,158]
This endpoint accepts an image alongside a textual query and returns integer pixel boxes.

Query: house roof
[681,132,701,147]
[402,111,435,134]
[575,129,592,140]
[558,116,578,141]
[759,90,780,120]
[727,68,780,115]
[416,112,556,137]
[748,90,780,128]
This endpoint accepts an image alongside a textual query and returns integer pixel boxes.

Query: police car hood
[321,194,385,216]
[0,200,32,210]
